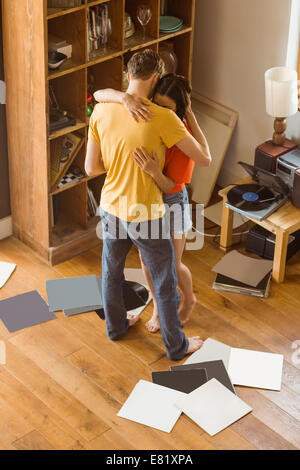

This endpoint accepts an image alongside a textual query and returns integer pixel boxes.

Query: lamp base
[273,117,287,145]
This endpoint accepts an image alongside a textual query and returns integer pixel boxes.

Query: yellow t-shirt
[88,99,189,222]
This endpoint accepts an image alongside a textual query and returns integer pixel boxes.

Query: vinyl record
[227,184,276,211]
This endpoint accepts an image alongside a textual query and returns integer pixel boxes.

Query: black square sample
[170,360,236,394]
[151,368,208,393]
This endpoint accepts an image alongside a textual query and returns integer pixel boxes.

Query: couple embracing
[85,49,211,361]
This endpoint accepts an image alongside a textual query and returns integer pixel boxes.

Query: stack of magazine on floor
[212,271,272,298]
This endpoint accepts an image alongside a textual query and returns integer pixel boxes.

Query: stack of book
[88,187,98,218]
[87,3,109,56]
[211,250,273,298]
[213,272,272,298]
[48,0,81,8]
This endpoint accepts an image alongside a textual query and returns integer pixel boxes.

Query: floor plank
[0,230,299,450]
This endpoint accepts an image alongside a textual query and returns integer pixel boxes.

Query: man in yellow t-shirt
[85,50,205,361]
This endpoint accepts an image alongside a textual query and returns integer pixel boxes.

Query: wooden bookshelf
[2,0,196,265]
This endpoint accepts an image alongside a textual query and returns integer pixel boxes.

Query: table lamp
[265,66,298,145]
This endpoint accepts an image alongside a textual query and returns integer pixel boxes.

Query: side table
[218,177,300,283]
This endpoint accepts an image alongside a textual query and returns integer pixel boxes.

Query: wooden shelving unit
[2,0,196,265]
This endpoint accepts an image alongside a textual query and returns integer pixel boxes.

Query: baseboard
[0,216,13,240]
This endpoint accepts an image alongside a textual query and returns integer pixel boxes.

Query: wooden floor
[0,220,299,450]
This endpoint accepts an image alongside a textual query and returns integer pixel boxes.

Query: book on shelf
[212,272,272,298]
[48,0,81,8]
[87,3,109,55]
[50,133,84,189]
[88,187,99,218]
[50,194,60,227]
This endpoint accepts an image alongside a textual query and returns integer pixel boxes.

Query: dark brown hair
[153,73,192,120]
[127,49,165,80]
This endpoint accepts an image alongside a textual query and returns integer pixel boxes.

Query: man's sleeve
[88,110,100,145]
[159,109,189,149]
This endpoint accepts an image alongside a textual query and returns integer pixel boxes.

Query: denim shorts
[163,186,193,234]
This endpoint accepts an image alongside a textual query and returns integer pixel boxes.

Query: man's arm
[94,88,153,122]
[85,139,106,176]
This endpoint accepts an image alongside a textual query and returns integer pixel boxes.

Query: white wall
[192,0,293,186]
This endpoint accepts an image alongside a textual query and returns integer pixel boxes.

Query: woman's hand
[122,93,154,122]
[133,147,160,177]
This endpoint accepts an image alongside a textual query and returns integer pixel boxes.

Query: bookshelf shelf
[124,32,158,52]
[2,0,196,265]
[47,4,86,20]
[87,0,112,7]
[158,26,192,42]
[88,46,123,65]
[49,121,87,140]
[50,172,106,196]
[48,61,86,80]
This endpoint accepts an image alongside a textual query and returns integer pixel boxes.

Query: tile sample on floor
[46,275,102,311]
[64,305,102,317]
[0,290,56,333]
[170,360,236,394]
[175,378,252,436]
[95,279,150,319]
[117,380,186,433]
[184,338,231,369]
[64,276,103,316]
[0,261,16,288]
[228,347,284,391]
[124,268,148,286]
[212,250,273,287]
[184,338,284,390]
[152,369,208,393]
[124,268,152,316]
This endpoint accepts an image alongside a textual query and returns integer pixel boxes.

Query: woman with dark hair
[94,73,210,333]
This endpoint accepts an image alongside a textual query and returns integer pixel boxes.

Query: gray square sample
[46,275,102,311]
[64,305,102,317]
[0,290,56,332]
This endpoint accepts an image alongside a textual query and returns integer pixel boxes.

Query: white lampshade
[265,67,298,118]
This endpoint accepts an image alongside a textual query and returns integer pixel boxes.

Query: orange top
[163,124,194,194]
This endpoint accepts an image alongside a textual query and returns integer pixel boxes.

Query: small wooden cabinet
[2,0,195,265]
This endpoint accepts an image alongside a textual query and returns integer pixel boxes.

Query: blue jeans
[100,209,189,361]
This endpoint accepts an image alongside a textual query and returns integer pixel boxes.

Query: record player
[225,162,290,221]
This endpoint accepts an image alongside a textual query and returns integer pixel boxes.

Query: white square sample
[0,261,16,288]
[175,378,252,436]
[117,380,186,433]
[124,268,152,316]
[184,338,283,391]
[229,347,284,391]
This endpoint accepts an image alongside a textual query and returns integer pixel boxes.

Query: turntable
[225,162,290,221]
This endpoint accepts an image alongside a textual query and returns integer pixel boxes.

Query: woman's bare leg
[171,233,196,326]
[138,250,160,333]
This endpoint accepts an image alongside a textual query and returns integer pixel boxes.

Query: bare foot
[186,336,203,355]
[145,312,160,333]
[179,294,197,327]
[127,313,140,327]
